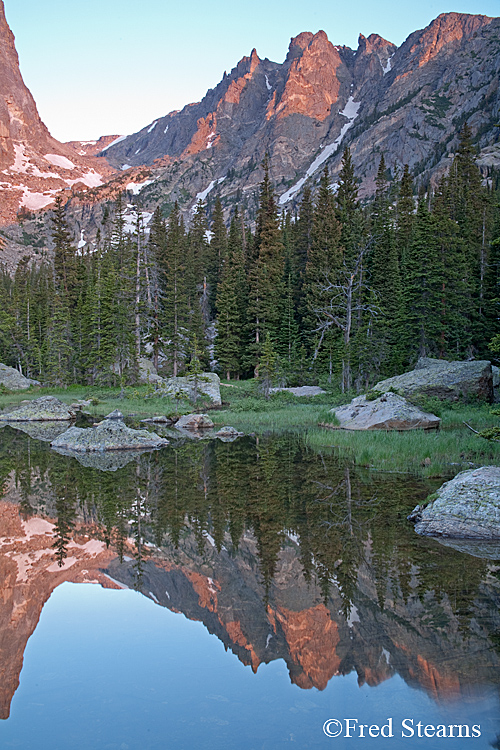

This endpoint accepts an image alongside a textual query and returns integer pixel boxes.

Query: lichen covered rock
[0,396,75,421]
[410,466,500,539]
[0,363,40,390]
[156,373,222,405]
[374,357,493,402]
[50,418,169,452]
[330,392,440,431]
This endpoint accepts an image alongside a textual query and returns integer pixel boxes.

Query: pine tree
[368,155,403,378]
[215,208,247,379]
[401,196,442,362]
[163,203,189,376]
[303,166,342,377]
[248,156,285,367]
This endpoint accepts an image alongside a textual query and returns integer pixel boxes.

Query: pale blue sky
[5,0,500,142]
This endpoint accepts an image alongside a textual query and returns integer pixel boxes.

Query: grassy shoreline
[1,380,499,478]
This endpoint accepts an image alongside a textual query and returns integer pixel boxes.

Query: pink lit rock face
[97,12,498,220]
[0,0,115,228]
[1,8,499,267]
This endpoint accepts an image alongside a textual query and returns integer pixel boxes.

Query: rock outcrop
[50,417,169,451]
[329,392,441,431]
[410,466,500,539]
[157,373,222,405]
[0,396,75,421]
[0,363,39,390]
[373,357,493,402]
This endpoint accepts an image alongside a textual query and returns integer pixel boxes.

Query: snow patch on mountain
[100,135,127,153]
[20,187,58,211]
[126,179,155,195]
[147,121,158,134]
[44,154,75,170]
[193,176,226,206]
[279,97,361,205]
[383,54,394,75]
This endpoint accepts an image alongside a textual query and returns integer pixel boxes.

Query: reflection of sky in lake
[2,583,499,750]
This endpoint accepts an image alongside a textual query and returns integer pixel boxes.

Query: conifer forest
[1,125,499,391]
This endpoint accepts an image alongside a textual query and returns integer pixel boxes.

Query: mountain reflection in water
[0,426,499,744]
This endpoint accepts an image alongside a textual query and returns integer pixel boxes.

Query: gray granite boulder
[0,396,75,421]
[138,357,163,385]
[157,373,222,405]
[0,363,40,390]
[50,418,169,452]
[175,413,215,430]
[330,392,440,431]
[409,466,500,539]
[373,357,493,402]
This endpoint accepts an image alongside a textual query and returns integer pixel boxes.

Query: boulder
[104,409,124,420]
[50,419,169,452]
[373,357,493,402]
[330,392,440,431]
[156,373,222,405]
[175,413,215,430]
[141,416,174,424]
[409,466,500,539]
[215,426,244,441]
[0,396,75,421]
[0,363,40,390]
[137,358,163,385]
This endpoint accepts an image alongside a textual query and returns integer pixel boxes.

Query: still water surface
[0,425,499,749]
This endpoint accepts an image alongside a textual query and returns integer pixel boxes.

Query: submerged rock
[373,357,493,402]
[410,466,500,539]
[50,418,169,452]
[330,392,440,431]
[0,396,75,422]
[0,363,40,390]
[156,373,222,405]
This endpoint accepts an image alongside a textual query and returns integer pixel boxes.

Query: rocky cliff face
[1,9,498,263]
[0,0,115,225]
[97,12,499,220]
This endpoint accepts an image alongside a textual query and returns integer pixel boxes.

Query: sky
[5,0,500,143]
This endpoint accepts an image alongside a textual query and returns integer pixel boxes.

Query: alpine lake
[0,413,499,750]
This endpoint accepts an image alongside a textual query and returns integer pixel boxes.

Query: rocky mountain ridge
[98,12,500,219]
[0,7,499,266]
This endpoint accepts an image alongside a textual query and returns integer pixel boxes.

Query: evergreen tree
[248,156,285,368]
[303,166,342,378]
